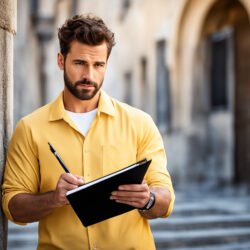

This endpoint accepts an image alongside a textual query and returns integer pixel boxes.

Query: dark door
[156,40,171,131]
[210,35,228,110]
[234,19,250,185]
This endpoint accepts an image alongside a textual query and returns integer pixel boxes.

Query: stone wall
[0,0,16,249]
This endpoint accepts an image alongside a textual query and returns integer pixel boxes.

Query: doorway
[200,0,250,186]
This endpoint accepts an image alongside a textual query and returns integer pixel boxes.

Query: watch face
[146,192,155,210]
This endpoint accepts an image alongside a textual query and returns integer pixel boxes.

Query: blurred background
[8,0,250,249]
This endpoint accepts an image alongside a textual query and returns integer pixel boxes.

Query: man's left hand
[110,180,150,209]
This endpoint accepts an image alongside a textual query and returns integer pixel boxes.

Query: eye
[74,61,84,65]
[95,62,105,68]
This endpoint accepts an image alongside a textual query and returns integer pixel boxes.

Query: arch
[170,0,250,128]
[170,0,250,186]
[169,0,217,128]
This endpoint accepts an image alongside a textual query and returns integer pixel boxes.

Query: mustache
[75,79,98,87]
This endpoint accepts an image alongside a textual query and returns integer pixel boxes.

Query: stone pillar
[0,0,16,249]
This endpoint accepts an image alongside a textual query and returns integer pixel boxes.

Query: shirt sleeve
[2,119,40,223]
[136,114,175,217]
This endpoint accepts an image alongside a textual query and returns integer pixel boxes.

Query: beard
[64,70,103,101]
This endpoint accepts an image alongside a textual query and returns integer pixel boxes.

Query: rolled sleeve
[137,114,175,217]
[2,119,40,223]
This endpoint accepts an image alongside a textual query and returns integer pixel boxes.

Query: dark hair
[58,14,115,58]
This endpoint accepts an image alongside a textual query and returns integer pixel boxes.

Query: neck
[63,90,100,113]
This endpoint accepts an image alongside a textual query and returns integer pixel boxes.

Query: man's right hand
[53,173,85,207]
[8,173,85,223]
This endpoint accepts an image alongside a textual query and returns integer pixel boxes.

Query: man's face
[58,40,108,100]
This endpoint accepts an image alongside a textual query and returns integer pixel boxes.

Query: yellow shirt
[2,91,174,250]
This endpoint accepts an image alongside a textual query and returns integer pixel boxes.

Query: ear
[57,53,65,70]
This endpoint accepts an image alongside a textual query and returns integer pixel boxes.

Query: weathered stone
[0,0,17,34]
[0,0,16,249]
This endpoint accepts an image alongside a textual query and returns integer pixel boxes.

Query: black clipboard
[66,158,151,227]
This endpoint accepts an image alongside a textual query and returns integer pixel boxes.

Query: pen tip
[48,142,55,153]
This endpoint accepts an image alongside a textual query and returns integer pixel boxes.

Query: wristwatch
[139,191,156,211]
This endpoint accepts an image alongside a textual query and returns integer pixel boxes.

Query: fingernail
[80,178,84,182]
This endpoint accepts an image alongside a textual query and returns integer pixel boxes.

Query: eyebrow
[72,59,106,65]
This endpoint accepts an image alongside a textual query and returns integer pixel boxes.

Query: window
[156,40,171,132]
[120,0,131,21]
[209,30,230,110]
[140,57,147,87]
[124,71,133,105]
[140,57,148,109]
[30,0,38,16]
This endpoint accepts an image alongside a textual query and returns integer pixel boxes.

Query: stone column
[0,0,16,249]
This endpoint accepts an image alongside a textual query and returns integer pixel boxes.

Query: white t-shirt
[66,109,97,136]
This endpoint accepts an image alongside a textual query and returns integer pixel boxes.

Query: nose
[82,65,94,81]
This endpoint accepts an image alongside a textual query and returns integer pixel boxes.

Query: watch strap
[139,191,155,211]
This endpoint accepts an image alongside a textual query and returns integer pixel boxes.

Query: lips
[75,80,97,88]
[76,84,95,89]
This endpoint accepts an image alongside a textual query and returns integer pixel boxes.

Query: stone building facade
[14,0,250,191]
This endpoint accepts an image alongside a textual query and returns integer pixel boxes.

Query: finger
[74,175,85,185]
[60,182,79,191]
[57,178,79,191]
[115,199,146,208]
[118,183,149,192]
[111,191,147,199]
[111,195,139,202]
[75,175,85,182]
[60,173,82,185]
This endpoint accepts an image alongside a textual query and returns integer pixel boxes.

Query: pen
[48,142,71,173]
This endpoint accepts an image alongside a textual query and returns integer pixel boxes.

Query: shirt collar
[97,90,115,117]
[49,90,115,122]
[49,92,65,121]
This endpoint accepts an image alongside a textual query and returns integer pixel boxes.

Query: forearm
[139,187,172,219]
[9,192,59,223]
[8,173,84,223]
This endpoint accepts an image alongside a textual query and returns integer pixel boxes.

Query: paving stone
[156,241,250,250]
[150,214,250,230]
[151,192,250,250]
[154,227,250,248]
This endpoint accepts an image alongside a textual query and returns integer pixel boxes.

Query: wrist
[139,191,156,211]
[49,191,62,208]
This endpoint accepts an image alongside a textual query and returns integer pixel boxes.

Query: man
[2,14,174,250]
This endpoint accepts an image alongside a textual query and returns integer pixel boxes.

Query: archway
[197,0,250,186]
[171,0,250,187]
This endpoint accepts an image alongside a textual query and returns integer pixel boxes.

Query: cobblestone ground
[152,184,250,250]
[7,185,250,250]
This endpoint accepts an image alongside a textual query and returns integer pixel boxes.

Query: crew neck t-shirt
[66,109,97,136]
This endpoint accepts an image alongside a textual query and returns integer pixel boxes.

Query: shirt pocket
[102,144,136,176]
